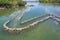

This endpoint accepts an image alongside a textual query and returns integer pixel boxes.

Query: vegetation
[39,0,60,3]
[0,0,25,8]
[0,6,25,16]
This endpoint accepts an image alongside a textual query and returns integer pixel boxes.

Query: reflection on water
[5,2,60,28]
[54,21,60,25]
[0,1,60,40]
[25,1,40,6]
[7,6,32,28]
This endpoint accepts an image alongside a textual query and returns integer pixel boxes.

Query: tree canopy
[39,0,60,3]
[0,0,25,8]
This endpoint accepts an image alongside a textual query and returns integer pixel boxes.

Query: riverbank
[0,0,26,8]
[0,6,25,16]
[39,0,60,3]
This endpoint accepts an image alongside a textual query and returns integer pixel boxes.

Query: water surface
[0,1,60,40]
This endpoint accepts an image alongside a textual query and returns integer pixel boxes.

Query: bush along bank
[0,0,26,9]
[39,0,60,3]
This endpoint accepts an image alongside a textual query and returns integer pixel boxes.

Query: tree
[0,0,25,8]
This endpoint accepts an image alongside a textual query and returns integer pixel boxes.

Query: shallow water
[0,1,60,40]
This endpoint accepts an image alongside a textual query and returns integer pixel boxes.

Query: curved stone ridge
[21,14,49,24]
[2,14,60,33]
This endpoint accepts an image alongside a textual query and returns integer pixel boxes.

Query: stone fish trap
[2,14,60,33]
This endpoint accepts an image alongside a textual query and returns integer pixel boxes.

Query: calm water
[0,2,60,40]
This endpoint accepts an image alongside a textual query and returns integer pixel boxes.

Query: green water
[0,19,60,40]
[0,1,60,40]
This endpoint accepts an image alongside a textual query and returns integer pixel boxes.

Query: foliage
[39,0,60,3]
[0,0,25,8]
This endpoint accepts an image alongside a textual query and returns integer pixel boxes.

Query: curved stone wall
[2,14,60,33]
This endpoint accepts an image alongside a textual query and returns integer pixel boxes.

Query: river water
[0,1,60,40]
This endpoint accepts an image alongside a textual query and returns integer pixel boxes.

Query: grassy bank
[39,0,60,3]
[0,6,25,16]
